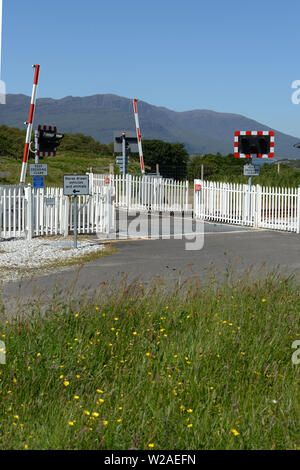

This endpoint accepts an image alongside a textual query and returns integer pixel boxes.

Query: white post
[63,196,69,237]
[25,185,33,240]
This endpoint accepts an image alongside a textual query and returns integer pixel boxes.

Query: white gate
[0,185,115,240]
[89,173,189,212]
[194,180,300,233]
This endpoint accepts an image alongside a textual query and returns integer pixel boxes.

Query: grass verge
[0,272,299,450]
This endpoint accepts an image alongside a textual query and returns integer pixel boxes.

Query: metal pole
[122,132,126,176]
[74,195,78,249]
[248,158,252,222]
[20,64,40,184]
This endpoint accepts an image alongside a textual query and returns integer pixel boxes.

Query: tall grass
[0,272,299,450]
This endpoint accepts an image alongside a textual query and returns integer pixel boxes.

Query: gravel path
[0,237,105,282]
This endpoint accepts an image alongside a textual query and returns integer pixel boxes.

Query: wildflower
[262,298,266,303]
[103,420,108,426]
[92,412,99,417]
[73,396,80,400]
[148,443,154,448]
[68,421,75,426]
[187,409,193,413]
[117,419,122,423]
[24,444,28,450]
[145,353,150,356]
[83,410,90,416]
[96,389,104,394]
[63,381,70,387]
[132,332,137,336]
[187,424,193,428]
[231,429,239,436]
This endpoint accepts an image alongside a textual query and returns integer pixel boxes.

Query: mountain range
[0,93,299,159]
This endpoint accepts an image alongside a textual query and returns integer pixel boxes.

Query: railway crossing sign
[63,175,89,196]
[33,176,44,189]
[243,164,260,176]
[29,163,48,177]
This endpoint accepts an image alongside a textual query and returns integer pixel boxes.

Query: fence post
[25,185,33,241]
[255,185,262,228]
[63,196,69,237]
[297,185,300,234]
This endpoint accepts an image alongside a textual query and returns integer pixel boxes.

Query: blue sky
[2,0,300,137]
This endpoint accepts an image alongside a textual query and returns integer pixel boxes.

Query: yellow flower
[117,419,122,423]
[103,420,108,426]
[68,421,75,426]
[132,332,137,335]
[262,298,266,303]
[187,424,193,428]
[96,389,104,394]
[83,410,90,416]
[24,444,29,450]
[187,409,193,413]
[145,353,150,356]
[92,412,99,417]
[63,381,69,387]
[231,429,240,436]
[73,396,80,400]
[148,443,154,448]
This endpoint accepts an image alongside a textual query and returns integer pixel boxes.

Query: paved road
[2,211,300,313]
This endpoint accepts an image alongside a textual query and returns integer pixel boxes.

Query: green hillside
[0,125,141,186]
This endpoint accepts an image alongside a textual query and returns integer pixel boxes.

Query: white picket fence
[89,173,190,212]
[194,179,300,233]
[0,185,115,239]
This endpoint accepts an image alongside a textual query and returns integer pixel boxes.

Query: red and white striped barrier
[20,65,40,184]
[133,99,145,174]
[234,130,274,159]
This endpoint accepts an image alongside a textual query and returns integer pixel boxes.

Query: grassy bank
[0,273,299,450]
[0,152,142,187]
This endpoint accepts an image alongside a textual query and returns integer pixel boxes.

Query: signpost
[63,175,89,249]
[114,131,138,175]
[234,130,275,222]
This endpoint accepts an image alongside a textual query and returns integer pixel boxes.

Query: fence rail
[89,173,189,212]
[194,180,300,233]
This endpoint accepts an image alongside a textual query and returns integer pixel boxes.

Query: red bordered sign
[195,184,201,191]
[234,131,274,159]
[105,177,110,184]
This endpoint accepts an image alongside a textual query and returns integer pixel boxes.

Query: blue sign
[33,176,44,189]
